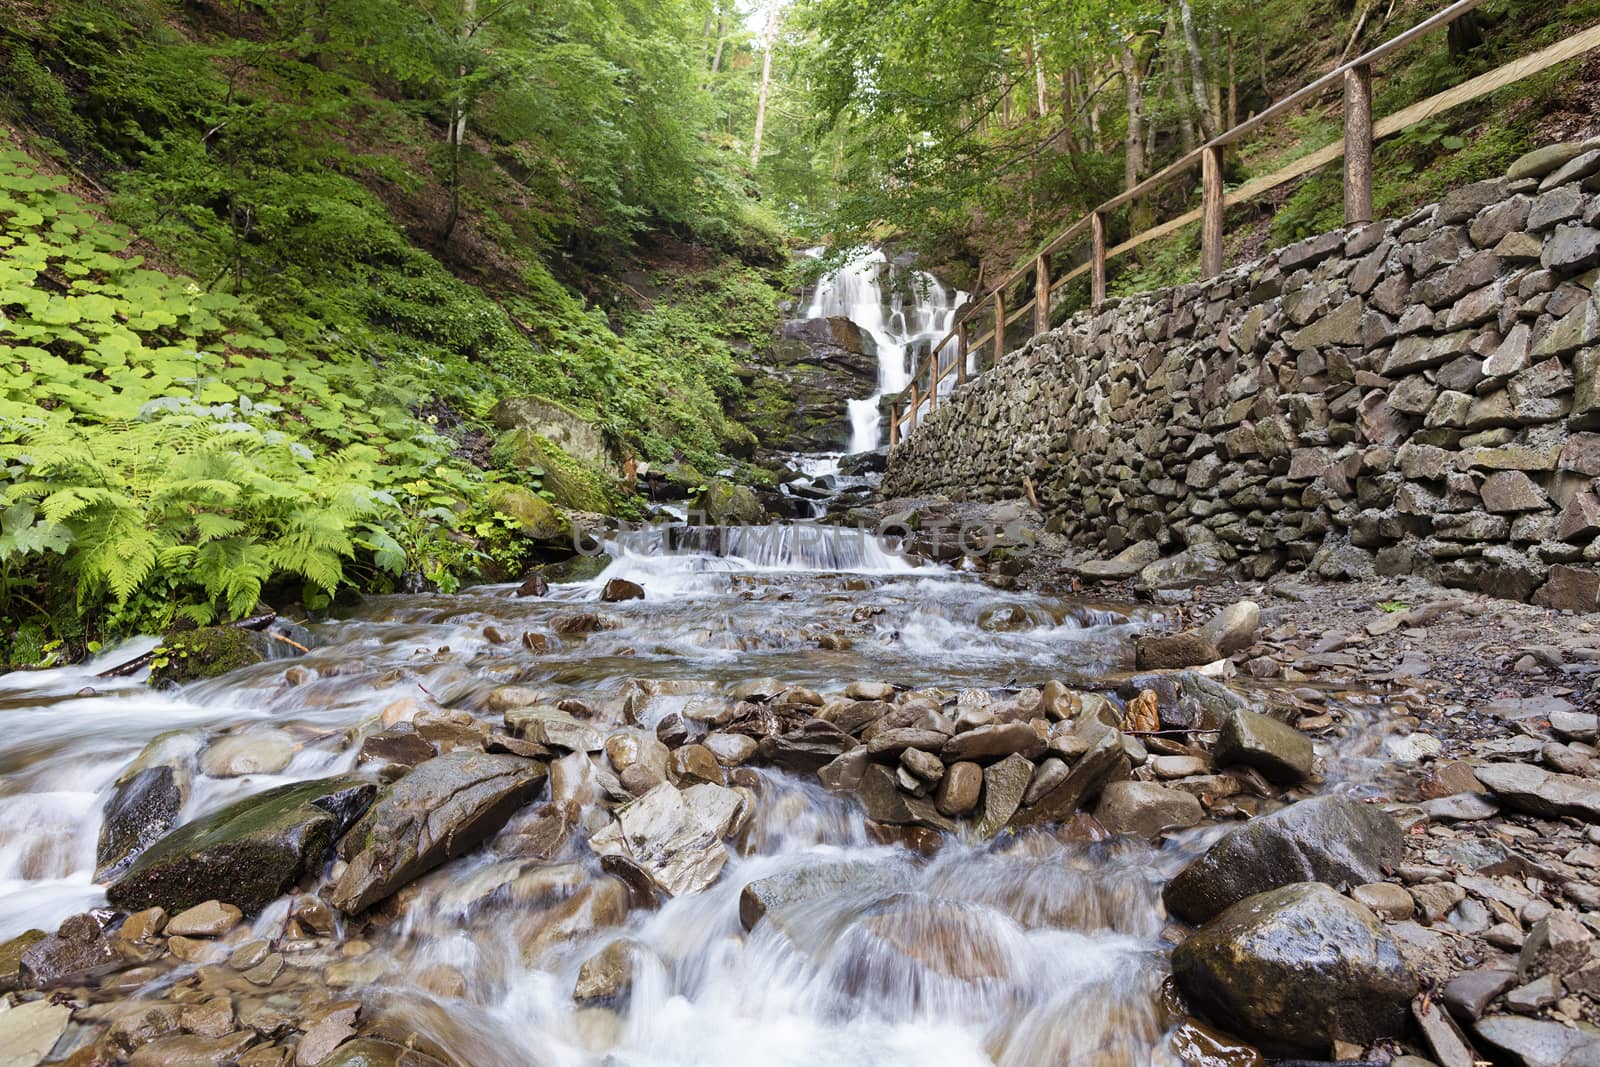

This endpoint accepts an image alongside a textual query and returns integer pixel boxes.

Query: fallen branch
[96,611,278,679]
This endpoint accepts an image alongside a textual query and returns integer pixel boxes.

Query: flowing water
[0,526,1233,1066]
[804,249,967,454]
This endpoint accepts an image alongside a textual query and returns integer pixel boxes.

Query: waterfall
[803,249,967,453]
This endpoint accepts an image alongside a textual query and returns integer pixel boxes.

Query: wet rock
[757,720,856,772]
[165,900,241,937]
[1197,600,1261,655]
[701,732,757,767]
[96,764,187,882]
[574,939,637,1003]
[655,714,689,749]
[505,706,607,752]
[310,1038,449,1067]
[941,722,1045,763]
[332,753,545,913]
[1476,763,1600,822]
[295,1004,359,1067]
[865,728,947,759]
[1010,717,1130,830]
[668,744,724,786]
[358,730,437,771]
[1093,781,1204,839]
[973,754,1033,839]
[816,746,869,792]
[108,776,375,914]
[1214,709,1314,784]
[844,681,895,701]
[899,747,944,784]
[1171,882,1415,1057]
[855,764,956,832]
[0,1000,73,1065]
[128,1032,259,1067]
[0,930,45,993]
[1474,1015,1600,1067]
[934,761,982,816]
[600,578,644,603]
[515,573,549,598]
[739,856,914,932]
[691,479,766,525]
[1134,632,1221,669]
[588,782,728,897]
[200,730,295,777]
[1164,796,1406,924]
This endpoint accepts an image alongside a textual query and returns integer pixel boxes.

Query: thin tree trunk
[1227,30,1238,128]
[1031,34,1049,119]
[442,0,476,244]
[750,43,774,166]
[1179,0,1219,138]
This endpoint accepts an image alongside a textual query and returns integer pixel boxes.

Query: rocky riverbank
[0,522,1597,1067]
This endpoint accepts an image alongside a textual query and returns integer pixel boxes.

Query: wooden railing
[889,0,1600,445]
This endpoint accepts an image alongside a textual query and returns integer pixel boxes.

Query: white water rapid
[804,249,967,454]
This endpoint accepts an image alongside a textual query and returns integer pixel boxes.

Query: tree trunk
[1179,0,1219,138]
[1120,45,1144,190]
[750,46,774,166]
[1227,30,1238,128]
[441,0,476,244]
[1031,34,1049,119]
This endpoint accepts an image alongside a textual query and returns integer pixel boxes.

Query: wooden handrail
[892,0,1600,440]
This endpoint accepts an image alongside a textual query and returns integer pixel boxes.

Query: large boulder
[487,484,571,544]
[1164,795,1405,924]
[1172,882,1416,1057]
[148,626,267,687]
[107,776,375,914]
[95,764,187,881]
[691,479,766,526]
[490,395,613,470]
[331,753,545,914]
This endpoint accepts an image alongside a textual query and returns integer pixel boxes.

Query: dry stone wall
[885,140,1600,611]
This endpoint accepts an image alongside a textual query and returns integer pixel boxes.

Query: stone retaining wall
[884,140,1600,610]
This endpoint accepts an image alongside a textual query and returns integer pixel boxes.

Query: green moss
[148,626,267,687]
[487,484,572,543]
[493,430,628,515]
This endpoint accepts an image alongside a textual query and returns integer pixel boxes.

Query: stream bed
[0,527,1413,1067]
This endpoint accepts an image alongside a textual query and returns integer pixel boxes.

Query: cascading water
[803,249,967,454]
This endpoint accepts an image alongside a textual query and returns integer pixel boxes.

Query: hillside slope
[0,0,792,659]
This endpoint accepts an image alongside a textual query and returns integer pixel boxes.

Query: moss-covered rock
[691,478,766,525]
[489,395,615,470]
[149,626,267,687]
[488,483,572,544]
[494,430,625,514]
[106,776,377,914]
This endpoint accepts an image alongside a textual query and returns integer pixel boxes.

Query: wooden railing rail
[889,0,1600,445]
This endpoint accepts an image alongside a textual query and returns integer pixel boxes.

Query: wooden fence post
[957,324,968,384]
[1090,211,1107,308]
[992,291,1005,366]
[908,383,919,431]
[1344,63,1374,225]
[929,358,939,411]
[889,404,900,446]
[1201,145,1224,278]
[1034,255,1050,336]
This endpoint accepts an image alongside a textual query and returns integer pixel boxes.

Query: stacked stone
[885,139,1600,610]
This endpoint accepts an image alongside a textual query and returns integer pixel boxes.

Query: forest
[0,0,1595,658]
